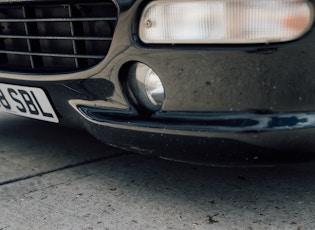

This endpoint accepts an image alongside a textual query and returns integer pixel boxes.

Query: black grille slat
[68,4,79,68]
[0,50,104,59]
[0,17,118,22]
[0,1,117,73]
[0,35,113,40]
[22,5,41,69]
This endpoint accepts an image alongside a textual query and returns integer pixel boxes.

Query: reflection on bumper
[78,105,315,133]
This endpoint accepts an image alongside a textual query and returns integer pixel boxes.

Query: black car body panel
[1,0,315,165]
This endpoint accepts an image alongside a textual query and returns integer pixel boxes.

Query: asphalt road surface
[0,113,315,230]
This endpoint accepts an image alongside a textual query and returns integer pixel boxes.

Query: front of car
[0,0,314,165]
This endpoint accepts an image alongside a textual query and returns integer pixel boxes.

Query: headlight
[139,0,314,44]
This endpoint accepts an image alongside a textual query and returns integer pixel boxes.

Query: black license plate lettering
[0,88,11,109]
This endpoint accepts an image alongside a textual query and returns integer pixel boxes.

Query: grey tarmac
[0,113,315,230]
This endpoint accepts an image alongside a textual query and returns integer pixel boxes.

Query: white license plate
[0,83,59,123]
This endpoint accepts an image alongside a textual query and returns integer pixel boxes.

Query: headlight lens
[139,0,314,44]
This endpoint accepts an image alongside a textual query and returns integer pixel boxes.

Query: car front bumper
[1,0,315,165]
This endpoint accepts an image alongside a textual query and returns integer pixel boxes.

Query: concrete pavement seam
[0,152,129,187]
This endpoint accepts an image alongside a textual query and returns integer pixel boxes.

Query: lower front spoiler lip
[78,106,315,133]
[75,105,315,166]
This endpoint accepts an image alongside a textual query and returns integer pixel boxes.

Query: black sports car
[0,0,314,165]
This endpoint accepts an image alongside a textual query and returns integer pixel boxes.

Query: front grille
[0,0,117,73]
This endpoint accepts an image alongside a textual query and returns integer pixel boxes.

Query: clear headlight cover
[139,0,314,44]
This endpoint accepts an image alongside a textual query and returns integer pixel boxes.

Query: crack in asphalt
[0,152,128,187]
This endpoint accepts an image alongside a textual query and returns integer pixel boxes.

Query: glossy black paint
[1,0,315,165]
[79,107,315,133]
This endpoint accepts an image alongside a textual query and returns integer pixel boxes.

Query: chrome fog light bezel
[128,62,165,112]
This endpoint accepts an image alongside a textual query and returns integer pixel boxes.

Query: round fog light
[129,63,165,112]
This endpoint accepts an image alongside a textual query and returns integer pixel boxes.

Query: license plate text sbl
[0,83,58,123]
[0,88,53,118]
